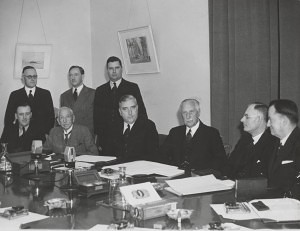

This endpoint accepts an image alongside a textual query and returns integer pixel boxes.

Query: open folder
[165,174,235,196]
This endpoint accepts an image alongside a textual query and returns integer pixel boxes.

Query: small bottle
[0,143,12,173]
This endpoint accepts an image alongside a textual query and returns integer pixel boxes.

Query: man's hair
[22,66,36,73]
[58,107,74,118]
[15,102,31,113]
[180,98,200,112]
[106,56,122,68]
[251,102,268,122]
[119,95,137,107]
[69,65,84,75]
[269,99,299,124]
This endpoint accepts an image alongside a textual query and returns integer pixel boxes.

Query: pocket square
[256,160,261,163]
[282,160,293,164]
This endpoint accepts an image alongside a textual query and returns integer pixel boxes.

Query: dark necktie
[186,129,192,142]
[111,82,118,122]
[123,124,130,138]
[64,131,72,145]
[28,90,34,104]
[73,88,78,101]
[20,127,26,137]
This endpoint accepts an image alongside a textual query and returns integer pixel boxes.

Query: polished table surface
[1,152,300,230]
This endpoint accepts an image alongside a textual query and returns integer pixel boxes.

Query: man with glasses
[226,103,278,179]
[44,107,98,155]
[3,66,55,138]
[60,66,95,135]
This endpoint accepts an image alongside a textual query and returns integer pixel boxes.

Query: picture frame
[14,44,52,79]
[118,25,159,74]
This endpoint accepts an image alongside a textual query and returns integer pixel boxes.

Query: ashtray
[44,198,68,210]
[167,209,193,220]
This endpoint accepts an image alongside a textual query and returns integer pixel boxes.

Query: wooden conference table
[1,152,300,230]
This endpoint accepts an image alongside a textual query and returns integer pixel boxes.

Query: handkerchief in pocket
[282,160,294,164]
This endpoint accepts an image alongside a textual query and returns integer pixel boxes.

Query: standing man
[267,99,300,193]
[160,99,227,175]
[44,107,98,155]
[226,103,278,179]
[60,66,95,135]
[94,56,147,154]
[1,103,45,153]
[4,66,54,136]
[109,95,158,162]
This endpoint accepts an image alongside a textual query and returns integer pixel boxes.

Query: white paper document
[120,182,162,206]
[211,198,300,223]
[0,207,47,230]
[165,174,235,196]
[75,155,116,163]
[102,160,184,177]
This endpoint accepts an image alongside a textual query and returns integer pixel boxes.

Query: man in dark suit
[160,99,227,175]
[267,99,300,194]
[1,103,45,153]
[226,103,278,179]
[109,95,158,162]
[94,56,147,154]
[4,66,55,136]
[60,66,95,135]
[44,107,98,155]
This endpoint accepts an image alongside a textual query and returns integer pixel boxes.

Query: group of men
[1,56,300,195]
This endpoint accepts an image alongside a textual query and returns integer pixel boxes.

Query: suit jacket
[43,124,98,155]
[268,127,300,192]
[60,85,95,135]
[0,122,45,153]
[93,79,147,152]
[226,129,278,179]
[108,117,159,162]
[4,87,55,135]
[160,121,227,173]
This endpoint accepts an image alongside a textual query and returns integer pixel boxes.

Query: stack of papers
[165,174,235,196]
[211,198,300,223]
[101,160,184,178]
[75,155,116,163]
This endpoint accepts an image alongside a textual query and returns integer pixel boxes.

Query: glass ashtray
[167,209,193,220]
[44,198,68,210]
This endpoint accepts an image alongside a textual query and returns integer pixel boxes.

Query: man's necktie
[73,88,78,101]
[123,124,130,138]
[186,129,192,142]
[28,90,34,104]
[64,131,72,145]
[111,82,118,122]
[20,127,26,137]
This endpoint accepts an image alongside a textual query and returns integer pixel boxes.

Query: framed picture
[118,25,159,74]
[14,44,52,79]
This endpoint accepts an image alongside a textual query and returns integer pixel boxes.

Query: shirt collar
[73,84,84,95]
[186,120,200,137]
[280,130,293,146]
[110,79,122,89]
[252,131,264,145]
[25,86,36,96]
[64,125,73,135]
[123,122,134,133]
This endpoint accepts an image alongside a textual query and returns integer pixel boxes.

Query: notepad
[75,155,116,163]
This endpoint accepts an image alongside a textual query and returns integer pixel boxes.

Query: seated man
[107,95,158,162]
[44,107,98,155]
[1,103,45,153]
[268,99,300,194]
[226,103,278,179]
[160,98,227,175]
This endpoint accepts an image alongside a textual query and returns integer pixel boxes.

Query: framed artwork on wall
[118,25,159,74]
[14,44,52,79]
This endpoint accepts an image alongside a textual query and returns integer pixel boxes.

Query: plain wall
[90,0,210,134]
[0,0,92,132]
